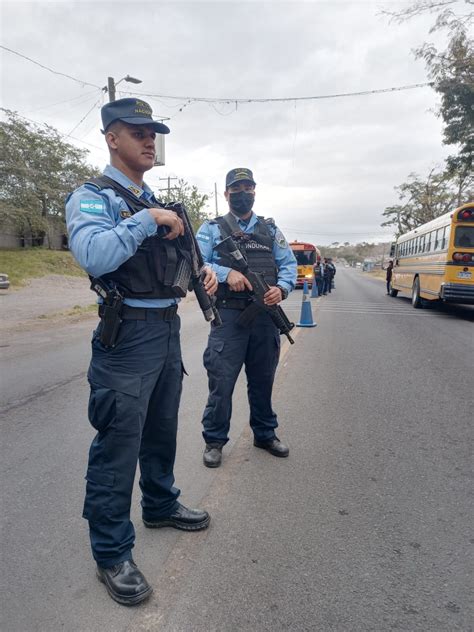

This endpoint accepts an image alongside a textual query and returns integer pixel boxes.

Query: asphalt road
[1,269,472,631]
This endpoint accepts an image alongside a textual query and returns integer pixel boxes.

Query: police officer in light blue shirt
[66,98,217,606]
[196,168,297,468]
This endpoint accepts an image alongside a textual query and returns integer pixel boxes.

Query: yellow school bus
[389,202,474,307]
[289,241,321,288]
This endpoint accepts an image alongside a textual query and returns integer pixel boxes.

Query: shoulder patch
[274,228,287,248]
[120,209,132,219]
[197,232,210,242]
[80,199,104,215]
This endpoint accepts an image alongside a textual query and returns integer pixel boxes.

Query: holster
[98,303,123,348]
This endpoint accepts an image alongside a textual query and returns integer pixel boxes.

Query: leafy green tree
[381,166,473,235]
[382,1,473,174]
[157,178,212,231]
[0,109,99,247]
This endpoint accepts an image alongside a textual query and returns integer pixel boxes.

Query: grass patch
[0,248,86,287]
[36,303,97,321]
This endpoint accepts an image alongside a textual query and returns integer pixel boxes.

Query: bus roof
[397,202,474,243]
[397,211,453,243]
[289,241,317,250]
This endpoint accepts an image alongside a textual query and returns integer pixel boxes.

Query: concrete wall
[0,218,67,250]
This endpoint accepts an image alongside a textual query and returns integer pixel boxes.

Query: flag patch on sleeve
[197,232,210,242]
[275,228,287,248]
[80,200,104,214]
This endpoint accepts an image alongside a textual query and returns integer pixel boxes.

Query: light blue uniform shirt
[65,165,178,308]
[195,212,297,293]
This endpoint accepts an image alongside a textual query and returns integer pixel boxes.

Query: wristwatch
[277,285,288,300]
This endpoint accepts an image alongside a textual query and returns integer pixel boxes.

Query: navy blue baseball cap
[101,98,170,134]
[225,168,256,188]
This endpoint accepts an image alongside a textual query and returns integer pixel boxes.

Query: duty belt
[99,304,178,321]
[216,298,252,310]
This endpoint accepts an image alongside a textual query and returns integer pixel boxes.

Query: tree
[157,178,212,231]
[381,165,473,235]
[382,1,473,173]
[0,109,99,247]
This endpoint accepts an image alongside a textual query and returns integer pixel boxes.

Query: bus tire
[411,277,423,309]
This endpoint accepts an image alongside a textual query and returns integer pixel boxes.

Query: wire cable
[122,82,434,104]
[25,89,103,114]
[66,97,104,137]
[0,45,102,89]
[2,45,433,105]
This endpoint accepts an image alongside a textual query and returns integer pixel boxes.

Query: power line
[10,111,108,155]
[24,89,102,114]
[0,45,102,89]
[66,97,104,137]
[122,82,434,104]
[1,45,433,106]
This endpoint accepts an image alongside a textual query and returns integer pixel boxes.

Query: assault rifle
[214,235,295,344]
[164,202,222,327]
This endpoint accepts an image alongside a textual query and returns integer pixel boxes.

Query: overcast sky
[1,0,454,245]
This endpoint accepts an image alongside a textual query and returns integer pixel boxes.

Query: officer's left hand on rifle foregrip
[263,286,283,306]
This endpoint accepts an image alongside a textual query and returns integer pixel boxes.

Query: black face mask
[229,191,255,216]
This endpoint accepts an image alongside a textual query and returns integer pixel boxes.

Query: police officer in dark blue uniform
[196,168,297,468]
[66,98,217,606]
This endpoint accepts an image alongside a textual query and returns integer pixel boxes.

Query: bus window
[434,229,441,250]
[455,226,474,247]
[293,250,316,265]
[443,225,451,249]
[426,231,432,252]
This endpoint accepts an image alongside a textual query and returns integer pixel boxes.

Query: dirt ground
[0,275,96,333]
[0,274,195,334]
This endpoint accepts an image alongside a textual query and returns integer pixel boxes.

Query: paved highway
[1,269,472,631]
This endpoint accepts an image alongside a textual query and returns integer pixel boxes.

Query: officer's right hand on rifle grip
[226,269,253,293]
[149,208,184,240]
[201,266,218,296]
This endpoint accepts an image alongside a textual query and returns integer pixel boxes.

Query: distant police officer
[66,98,217,606]
[196,168,297,468]
[313,255,324,295]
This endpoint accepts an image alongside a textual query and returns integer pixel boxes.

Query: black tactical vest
[86,176,188,299]
[213,213,278,301]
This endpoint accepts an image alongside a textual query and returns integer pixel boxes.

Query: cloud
[0,0,451,243]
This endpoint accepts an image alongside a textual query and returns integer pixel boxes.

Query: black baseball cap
[225,168,256,189]
[101,98,170,134]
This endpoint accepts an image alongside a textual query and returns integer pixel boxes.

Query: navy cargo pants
[201,308,280,445]
[83,312,182,568]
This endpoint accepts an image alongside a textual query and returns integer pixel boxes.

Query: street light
[105,75,143,102]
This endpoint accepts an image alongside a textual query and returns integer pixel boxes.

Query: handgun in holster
[90,277,124,348]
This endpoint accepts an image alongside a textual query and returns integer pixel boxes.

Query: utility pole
[107,77,116,102]
[214,182,218,217]
[158,176,178,196]
[104,75,142,102]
